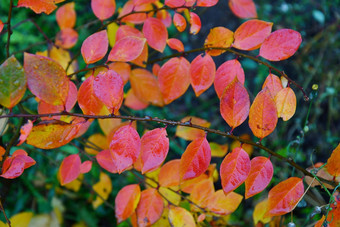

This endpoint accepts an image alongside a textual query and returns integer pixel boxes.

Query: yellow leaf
[253,199,271,225]
[10,212,33,227]
[168,206,196,227]
[92,172,112,209]
[107,22,119,47]
[176,116,210,141]
[84,133,109,155]
[210,142,228,157]
[159,187,181,206]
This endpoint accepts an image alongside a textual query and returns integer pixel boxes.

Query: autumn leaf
[197,0,218,7]
[204,27,234,56]
[115,184,141,223]
[180,136,211,181]
[220,79,250,130]
[56,2,76,29]
[249,89,278,139]
[80,161,92,174]
[140,128,169,173]
[108,36,147,62]
[1,150,36,179]
[262,73,283,98]
[220,147,251,195]
[176,116,210,141]
[233,19,273,50]
[81,30,108,64]
[24,53,69,106]
[168,206,196,227]
[190,178,215,211]
[266,177,304,217]
[124,89,149,110]
[91,0,116,20]
[108,62,131,85]
[17,0,57,14]
[96,149,117,173]
[158,159,181,187]
[325,143,340,177]
[118,1,151,24]
[214,59,245,98]
[253,199,271,225]
[0,56,27,109]
[167,38,184,52]
[92,172,112,208]
[275,87,297,121]
[190,54,216,97]
[143,17,168,52]
[207,190,243,215]
[173,13,187,32]
[17,120,33,146]
[58,154,81,185]
[165,0,185,7]
[210,142,228,157]
[55,28,79,49]
[189,12,201,35]
[229,0,257,19]
[136,188,164,227]
[260,29,302,61]
[245,156,273,199]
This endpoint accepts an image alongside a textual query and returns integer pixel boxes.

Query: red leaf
[0,156,25,179]
[233,19,273,50]
[81,30,108,64]
[249,89,278,139]
[136,188,164,227]
[260,29,302,61]
[17,0,57,15]
[158,57,190,104]
[78,75,105,115]
[109,125,141,173]
[91,0,116,20]
[80,161,92,174]
[56,2,76,29]
[96,149,117,173]
[220,147,251,195]
[108,36,147,62]
[165,0,185,7]
[17,120,33,146]
[245,156,273,199]
[158,159,181,187]
[108,62,131,85]
[115,25,144,42]
[220,79,250,130]
[93,70,124,114]
[24,53,69,106]
[167,38,184,52]
[0,20,4,33]
[119,1,151,24]
[189,12,201,35]
[262,73,283,98]
[55,28,79,49]
[173,13,187,33]
[190,54,216,97]
[115,184,141,223]
[197,0,218,7]
[143,17,168,52]
[156,9,172,27]
[124,89,149,110]
[141,128,169,173]
[180,136,211,181]
[59,154,81,185]
[266,177,304,217]
[229,0,257,19]
[214,59,245,98]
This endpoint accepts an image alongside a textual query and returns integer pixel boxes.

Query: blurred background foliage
[0,0,339,226]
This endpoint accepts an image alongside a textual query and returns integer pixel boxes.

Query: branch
[0,199,11,227]
[147,47,309,101]
[0,111,335,186]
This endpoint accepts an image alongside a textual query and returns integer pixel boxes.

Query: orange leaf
[158,57,190,104]
[176,116,210,141]
[108,62,131,85]
[233,19,273,50]
[93,70,124,114]
[109,125,141,173]
[180,136,211,181]
[253,199,271,225]
[78,75,105,115]
[141,128,169,173]
[0,150,36,179]
[165,0,185,7]
[249,89,278,139]
[81,30,108,64]
[115,25,144,42]
[55,28,79,49]
[314,206,340,227]
[136,188,164,227]
[17,120,33,146]
[17,0,57,14]
[274,87,296,121]
[208,190,243,215]
[204,27,234,56]
[0,146,5,162]
[143,17,168,52]
[190,178,214,211]
[56,2,76,29]
[59,154,81,185]
[0,56,27,109]
[245,156,273,199]
[119,1,152,24]
[325,143,340,177]
[214,59,245,98]
[124,89,149,110]
[190,54,216,97]
[220,147,251,195]
[266,177,304,217]
[166,38,184,52]
[168,206,196,227]
[108,36,147,62]
[131,43,148,68]
[158,159,181,187]
[24,53,69,106]
[229,0,257,19]
[173,13,187,32]
[197,0,218,7]
[262,73,283,98]
[220,79,250,130]
[130,69,164,106]
[115,184,141,223]
[26,121,80,149]
[156,10,172,27]
[80,160,92,174]
[189,12,201,35]
[91,0,116,21]
[260,29,302,61]
[152,64,160,77]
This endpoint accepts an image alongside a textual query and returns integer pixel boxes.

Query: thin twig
[0,199,11,227]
